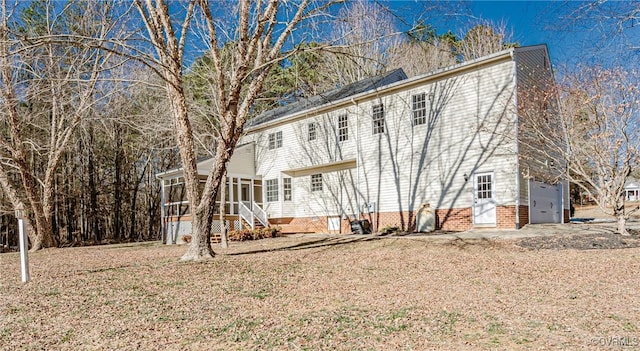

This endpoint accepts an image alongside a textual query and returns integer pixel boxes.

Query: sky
[465,1,579,65]
[388,0,638,69]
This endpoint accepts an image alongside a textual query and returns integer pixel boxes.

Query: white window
[311,174,323,192]
[308,122,316,141]
[266,179,278,202]
[268,131,282,149]
[412,93,426,126]
[372,103,385,134]
[338,114,348,141]
[476,174,493,199]
[283,178,292,201]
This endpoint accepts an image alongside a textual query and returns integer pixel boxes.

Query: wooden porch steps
[241,219,266,230]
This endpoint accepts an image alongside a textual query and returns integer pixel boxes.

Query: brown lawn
[2,235,640,350]
[574,203,640,219]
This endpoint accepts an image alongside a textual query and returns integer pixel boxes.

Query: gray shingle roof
[247,68,408,128]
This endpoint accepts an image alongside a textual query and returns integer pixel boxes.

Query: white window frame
[412,93,426,126]
[311,174,323,192]
[283,178,292,201]
[308,122,316,141]
[338,114,348,141]
[266,178,279,202]
[372,103,385,134]
[268,131,283,149]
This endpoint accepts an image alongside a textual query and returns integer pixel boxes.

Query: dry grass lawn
[2,234,640,350]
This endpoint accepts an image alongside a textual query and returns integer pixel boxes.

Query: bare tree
[456,20,516,62]
[386,30,457,77]
[322,0,402,86]
[519,66,640,234]
[135,0,338,261]
[557,1,640,54]
[0,0,121,250]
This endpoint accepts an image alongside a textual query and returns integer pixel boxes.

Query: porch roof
[156,142,256,180]
[282,158,356,177]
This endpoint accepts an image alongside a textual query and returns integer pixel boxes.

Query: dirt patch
[517,229,640,250]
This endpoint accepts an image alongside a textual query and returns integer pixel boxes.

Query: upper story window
[266,179,279,202]
[308,122,317,141]
[311,174,323,192]
[338,114,348,141]
[372,103,385,134]
[268,131,283,149]
[412,93,426,126]
[283,178,292,201]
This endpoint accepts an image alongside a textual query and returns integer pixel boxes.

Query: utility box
[350,219,371,234]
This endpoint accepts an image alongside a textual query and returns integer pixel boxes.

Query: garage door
[529,180,563,224]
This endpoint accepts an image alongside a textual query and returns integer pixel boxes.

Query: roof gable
[625,177,640,189]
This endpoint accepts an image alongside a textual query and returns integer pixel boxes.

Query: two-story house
[157,44,569,243]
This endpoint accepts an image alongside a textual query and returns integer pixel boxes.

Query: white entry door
[473,172,496,225]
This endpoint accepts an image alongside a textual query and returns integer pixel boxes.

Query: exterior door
[529,180,562,223]
[473,172,496,225]
[241,183,250,202]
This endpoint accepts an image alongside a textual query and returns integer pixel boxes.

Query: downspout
[512,50,521,229]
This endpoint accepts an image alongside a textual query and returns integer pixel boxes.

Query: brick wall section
[518,205,530,228]
[497,206,521,229]
[276,216,332,234]
[374,211,416,232]
[435,208,473,231]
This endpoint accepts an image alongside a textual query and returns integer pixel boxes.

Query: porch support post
[160,179,166,244]
[229,177,234,215]
[236,177,242,208]
[250,178,255,204]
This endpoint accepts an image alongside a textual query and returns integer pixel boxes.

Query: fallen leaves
[2,234,639,350]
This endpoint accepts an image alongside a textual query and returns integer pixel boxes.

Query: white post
[15,204,30,283]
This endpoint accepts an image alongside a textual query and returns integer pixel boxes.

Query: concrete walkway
[392,220,640,241]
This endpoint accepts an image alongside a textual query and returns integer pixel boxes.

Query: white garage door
[529,180,563,224]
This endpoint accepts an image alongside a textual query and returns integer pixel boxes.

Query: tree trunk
[219,169,228,249]
[164,80,215,261]
[617,215,629,236]
[114,126,123,240]
[614,197,630,236]
[88,128,101,242]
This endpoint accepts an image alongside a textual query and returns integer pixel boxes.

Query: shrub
[228,226,282,242]
[380,226,400,236]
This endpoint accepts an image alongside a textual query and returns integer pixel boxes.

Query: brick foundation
[271,205,569,234]
[273,216,352,234]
